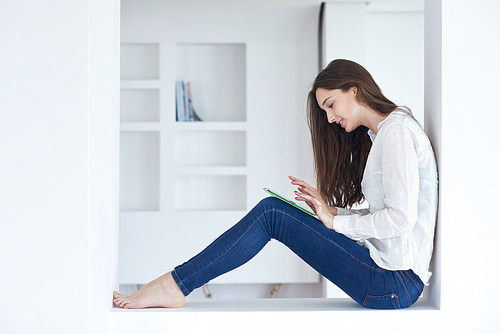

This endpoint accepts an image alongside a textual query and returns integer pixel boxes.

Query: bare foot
[113,271,185,309]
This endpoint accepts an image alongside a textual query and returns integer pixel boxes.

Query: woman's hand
[289,176,337,229]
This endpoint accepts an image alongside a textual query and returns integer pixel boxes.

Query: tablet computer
[263,188,317,217]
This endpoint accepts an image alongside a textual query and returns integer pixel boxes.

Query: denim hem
[172,269,190,297]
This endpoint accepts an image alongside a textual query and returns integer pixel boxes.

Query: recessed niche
[175,43,246,122]
[121,43,160,80]
[175,131,246,167]
[120,89,160,122]
[120,132,160,211]
[175,175,246,211]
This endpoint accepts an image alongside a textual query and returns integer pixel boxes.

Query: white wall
[322,2,425,123]
[435,0,500,330]
[0,1,120,333]
[2,0,500,333]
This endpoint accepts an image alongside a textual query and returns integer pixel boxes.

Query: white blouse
[333,109,438,285]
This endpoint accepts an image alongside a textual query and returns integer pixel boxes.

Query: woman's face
[315,87,363,132]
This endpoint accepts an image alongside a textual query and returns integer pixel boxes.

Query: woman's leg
[172,197,423,308]
[114,197,423,309]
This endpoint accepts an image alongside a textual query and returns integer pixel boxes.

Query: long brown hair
[308,59,397,208]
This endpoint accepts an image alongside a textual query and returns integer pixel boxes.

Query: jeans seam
[362,294,401,309]
[349,254,387,272]
[404,271,422,295]
[396,271,412,306]
[172,270,189,296]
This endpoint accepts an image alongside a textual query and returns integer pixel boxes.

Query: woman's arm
[334,122,420,240]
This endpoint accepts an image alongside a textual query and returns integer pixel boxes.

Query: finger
[296,192,316,207]
[297,187,308,195]
[294,191,313,205]
[295,196,317,214]
[295,189,327,208]
[289,175,308,186]
[294,190,308,200]
[293,181,311,193]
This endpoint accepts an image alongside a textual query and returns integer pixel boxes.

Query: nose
[326,110,336,123]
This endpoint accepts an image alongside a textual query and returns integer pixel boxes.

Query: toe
[114,291,127,299]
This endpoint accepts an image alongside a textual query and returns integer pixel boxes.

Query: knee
[257,196,282,210]
[253,197,290,221]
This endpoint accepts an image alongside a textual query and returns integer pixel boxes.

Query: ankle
[164,272,185,299]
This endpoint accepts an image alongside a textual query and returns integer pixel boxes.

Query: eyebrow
[321,97,332,108]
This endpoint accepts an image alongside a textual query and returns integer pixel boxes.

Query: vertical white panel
[88,0,121,332]
[424,0,442,309]
[439,0,500,331]
[0,1,91,332]
[366,12,425,123]
[322,2,367,67]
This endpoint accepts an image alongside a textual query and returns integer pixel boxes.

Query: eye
[328,102,334,109]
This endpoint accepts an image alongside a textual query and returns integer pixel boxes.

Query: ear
[351,86,357,95]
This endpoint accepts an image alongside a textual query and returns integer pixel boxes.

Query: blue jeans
[172,197,424,309]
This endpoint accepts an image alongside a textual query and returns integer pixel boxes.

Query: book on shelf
[176,80,202,122]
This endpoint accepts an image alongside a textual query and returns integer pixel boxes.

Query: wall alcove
[117,0,439,306]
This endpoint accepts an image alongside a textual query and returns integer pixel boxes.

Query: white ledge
[109,298,439,333]
[110,297,438,313]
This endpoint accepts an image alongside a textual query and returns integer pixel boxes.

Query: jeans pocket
[362,293,401,309]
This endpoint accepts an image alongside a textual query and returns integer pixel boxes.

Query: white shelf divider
[120,122,161,132]
[120,80,161,89]
[175,121,247,131]
[175,166,247,176]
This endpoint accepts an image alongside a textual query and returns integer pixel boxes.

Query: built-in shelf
[120,80,161,89]
[119,40,317,285]
[175,43,246,122]
[119,43,161,213]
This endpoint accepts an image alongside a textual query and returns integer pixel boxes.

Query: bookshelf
[119,37,318,285]
[119,43,247,213]
[120,43,160,212]
[173,43,247,212]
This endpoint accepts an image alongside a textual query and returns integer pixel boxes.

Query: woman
[113,59,438,310]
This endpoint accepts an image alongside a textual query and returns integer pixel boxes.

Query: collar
[367,108,404,142]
